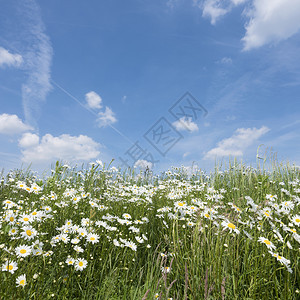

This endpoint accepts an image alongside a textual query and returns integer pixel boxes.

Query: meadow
[0,160,299,299]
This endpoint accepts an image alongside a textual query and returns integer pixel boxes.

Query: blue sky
[0,0,300,173]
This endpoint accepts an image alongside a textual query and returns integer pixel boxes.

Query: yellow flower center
[24,217,29,222]
[9,265,13,270]
[32,212,37,215]
[295,219,300,223]
[11,229,16,233]
[20,280,25,285]
[228,223,235,229]
[90,237,95,240]
[26,230,32,236]
[205,213,210,218]
[178,203,184,206]
[20,249,27,254]
[10,217,14,222]
[264,212,270,217]
[264,240,271,245]
[78,261,83,266]
[278,255,282,260]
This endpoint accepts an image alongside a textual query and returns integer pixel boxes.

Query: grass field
[0,160,299,299]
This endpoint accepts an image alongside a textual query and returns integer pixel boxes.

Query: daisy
[15,245,31,257]
[135,236,144,243]
[60,234,70,244]
[2,260,18,274]
[65,257,75,265]
[122,213,131,219]
[291,215,300,227]
[74,258,88,271]
[77,227,87,238]
[125,241,137,251]
[221,221,240,234]
[16,274,26,287]
[258,237,276,250]
[19,214,32,224]
[174,201,187,209]
[161,266,171,273]
[86,233,99,244]
[269,251,291,268]
[21,226,37,240]
[5,213,16,224]
[9,227,18,235]
[74,245,84,253]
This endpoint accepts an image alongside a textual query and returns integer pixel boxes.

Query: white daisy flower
[258,237,276,250]
[15,245,32,257]
[2,260,18,274]
[16,274,26,287]
[74,258,88,271]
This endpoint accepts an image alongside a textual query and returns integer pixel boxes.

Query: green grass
[0,160,299,299]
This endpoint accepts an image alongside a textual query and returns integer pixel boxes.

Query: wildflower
[161,266,171,273]
[2,260,18,274]
[16,274,26,287]
[174,201,187,209]
[15,245,31,257]
[74,245,84,253]
[258,237,276,250]
[86,233,99,244]
[65,257,75,265]
[122,213,131,219]
[60,234,70,244]
[21,226,37,240]
[125,241,137,251]
[291,215,300,227]
[135,236,144,243]
[269,251,291,269]
[19,214,32,224]
[9,227,18,235]
[221,221,240,234]
[74,258,88,271]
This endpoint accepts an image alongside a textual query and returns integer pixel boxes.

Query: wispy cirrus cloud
[2,0,53,128]
[194,0,247,25]
[0,47,23,68]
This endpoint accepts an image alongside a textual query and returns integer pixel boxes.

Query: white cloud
[0,113,33,135]
[183,152,190,158]
[172,117,199,132]
[134,159,153,170]
[205,126,270,159]
[201,0,229,25]
[0,47,23,68]
[18,132,39,148]
[243,0,300,50]
[198,0,247,25]
[220,57,232,64]
[19,133,100,163]
[85,91,102,109]
[97,106,117,128]
[4,0,53,127]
